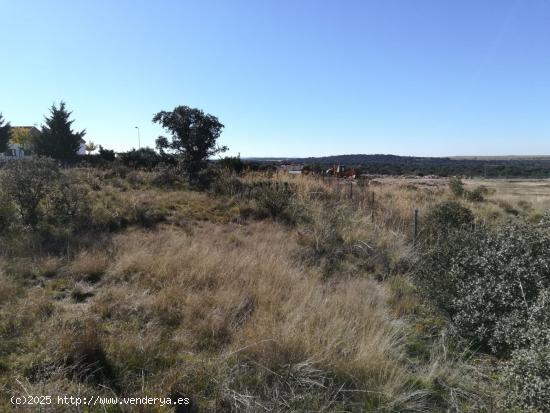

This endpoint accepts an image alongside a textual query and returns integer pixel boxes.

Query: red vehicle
[326,165,356,179]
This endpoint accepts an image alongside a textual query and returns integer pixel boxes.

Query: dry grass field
[2,166,547,412]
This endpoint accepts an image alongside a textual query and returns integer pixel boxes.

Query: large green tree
[153,105,227,180]
[33,102,86,159]
[0,113,11,153]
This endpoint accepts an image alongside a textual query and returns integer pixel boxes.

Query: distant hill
[246,154,550,178]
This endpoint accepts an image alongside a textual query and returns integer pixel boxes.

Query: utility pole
[134,126,141,149]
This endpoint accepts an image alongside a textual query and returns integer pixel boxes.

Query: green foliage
[118,147,161,169]
[33,102,86,160]
[251,182,297,223]
[46,177,91,231]
[448,177,464,197]
[465,186,488,202]
[153,105,227,181]
[423,201,474,241]
[150,163,183,187]
[501,289,550,412]
[0,158,62,228]
[219,155,245,174]
[98,145,116,162]
[417,220,550,356]
[0,157,90,249]
[0,192,17,232]
[0,113,11,153]
[9,127,34,149]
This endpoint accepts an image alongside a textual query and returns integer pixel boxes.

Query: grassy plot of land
[2,166,542,412]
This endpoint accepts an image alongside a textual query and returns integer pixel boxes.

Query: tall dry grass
[0,169,503,411]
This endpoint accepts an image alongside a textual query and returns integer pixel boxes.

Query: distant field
[361,175,550,221]
[371,175,550,197]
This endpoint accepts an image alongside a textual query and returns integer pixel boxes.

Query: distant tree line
[289,154,550,178]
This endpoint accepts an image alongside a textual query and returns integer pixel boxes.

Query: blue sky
[1,0,549,157]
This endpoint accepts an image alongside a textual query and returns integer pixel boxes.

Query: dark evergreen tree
[98,145,116,162]
[0,113,11,153]
[153,105,227,181]
[33,102,86,159]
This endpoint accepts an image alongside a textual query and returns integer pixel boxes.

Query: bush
[417,220,550,355]
[44,178,90,231]
[251,183,296,222]
[448,177,464,197]
[465,186,487,202]
[219,156,246,174]
[194,166,220,190]
[0,192,17,232]
[118,147,162,170]
[501,289,550,411]
[0,158,90,256]
[98,145,116,162]
[0,158,62,228]
[151,163,183,187]
[422,201,474,241]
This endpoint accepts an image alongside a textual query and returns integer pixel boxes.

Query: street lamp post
[134,126,141,149]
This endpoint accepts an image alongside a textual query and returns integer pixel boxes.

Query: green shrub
[0,157,62,228]
[98,145,116,162]
[151,163,183,187]
[465,186,487,202]
[448,177,464,197]
[118,147,162,170]
[422,201,474,241]
[195,166,220,190]
[0,192,17,232]
[0,159,91,256]
[218,156,246,174]
[46,177,91,231]
[417,220,550,355]
[501,289,550,411]
[251,183,296,223]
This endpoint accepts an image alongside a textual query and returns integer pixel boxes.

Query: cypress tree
[34,102,86,159]
[0,113,11,153]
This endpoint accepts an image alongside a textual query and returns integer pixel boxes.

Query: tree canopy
[153,105,227,180]
[33,102,86,160]
[0,113,11,153]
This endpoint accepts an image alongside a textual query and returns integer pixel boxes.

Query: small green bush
[251,183,296,223]
[0,157,61,228]
[448,177,464,197]
[465,186,487,202]
[151,163,182,187]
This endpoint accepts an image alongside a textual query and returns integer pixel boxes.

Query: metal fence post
[371,192,375,221]
[413,208,418,246]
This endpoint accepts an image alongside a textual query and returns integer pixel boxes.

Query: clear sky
[1,0,549,157]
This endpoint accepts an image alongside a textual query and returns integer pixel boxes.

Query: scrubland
[1,162,548,412]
